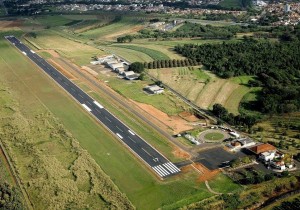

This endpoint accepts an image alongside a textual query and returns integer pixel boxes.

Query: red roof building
[248,143,276,155]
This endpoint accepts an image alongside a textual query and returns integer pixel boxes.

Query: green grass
[105,77,187,116]
[192,69,211,81]
[0,33,215,209]
[81,17,142,40]
[230,76,255,85]
[37,51,52,59]
[208,174,241,194]
[105,46,153,62]
[204,132,224,141]
[113,44,170,60]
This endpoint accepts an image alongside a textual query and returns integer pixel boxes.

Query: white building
[145,85,164,94]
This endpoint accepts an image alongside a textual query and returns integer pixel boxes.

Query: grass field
[113,44,170,60]
[97,73,189,116]
[208,174,241,194]
[24,30,105,65]
[149,67,255,114]
[105,46,153,62]
[204,132,224,141]
[0,32,223,209]
[81,16,144,41]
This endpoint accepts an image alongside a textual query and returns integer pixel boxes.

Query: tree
[212,104,228,118]
[0,182,25,210]
[129,62,144,73]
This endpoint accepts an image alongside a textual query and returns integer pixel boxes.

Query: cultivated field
[149,67,255,114]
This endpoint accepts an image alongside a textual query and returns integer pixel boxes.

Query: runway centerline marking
[105,116,111,122]
[142,147,153,157]
[116,126,123,132]
[128,136,136,143]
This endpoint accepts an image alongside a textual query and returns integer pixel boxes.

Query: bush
[129,62,144,73]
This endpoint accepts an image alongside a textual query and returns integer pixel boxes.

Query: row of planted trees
[142,59,200,69]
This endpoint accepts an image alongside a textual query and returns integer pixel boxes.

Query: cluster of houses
[226,138,295,171]
[91,55,140,80]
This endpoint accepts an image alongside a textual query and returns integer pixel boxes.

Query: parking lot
[196,147,246,170]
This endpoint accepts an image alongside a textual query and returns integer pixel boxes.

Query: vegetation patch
[204,132,224,141]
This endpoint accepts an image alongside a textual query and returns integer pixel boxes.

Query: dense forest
[175,26,300,115]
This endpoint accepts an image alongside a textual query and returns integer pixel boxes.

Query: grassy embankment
[0,31,239,209]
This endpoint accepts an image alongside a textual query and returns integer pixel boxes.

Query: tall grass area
[0,33,219,209]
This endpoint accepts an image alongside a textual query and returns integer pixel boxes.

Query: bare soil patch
[0,20,23,30]
[179,111,201,122]
[172,147,191,159]
[132,101,194,134]
[195,163,220,182]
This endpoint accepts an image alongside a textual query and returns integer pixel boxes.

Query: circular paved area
[198,129,229,142]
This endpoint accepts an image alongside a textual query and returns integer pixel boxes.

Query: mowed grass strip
[113,44,170,60]
[0,35,215,209]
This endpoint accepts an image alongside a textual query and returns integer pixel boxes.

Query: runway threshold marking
[82,104,92,112]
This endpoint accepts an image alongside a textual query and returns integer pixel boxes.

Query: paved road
[5,35,181,179]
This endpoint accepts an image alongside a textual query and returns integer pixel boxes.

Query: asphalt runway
[5,35,180,179]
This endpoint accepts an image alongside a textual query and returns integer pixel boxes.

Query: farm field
[0,32,233,209]
[149,67,255,114]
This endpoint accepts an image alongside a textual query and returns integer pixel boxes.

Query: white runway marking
[142,148,152,157]
[128,136,136,143]
[116,126,123,132]
[22,51,27,55]
[116,133,123,139]
[93,101,104,109]
[82,104,91,112]
[105,116,111,122]
[128,130,135,135]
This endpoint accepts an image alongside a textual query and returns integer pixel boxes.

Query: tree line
[117,23,263,42]
[143,59,200,69]
[212,104,258,128]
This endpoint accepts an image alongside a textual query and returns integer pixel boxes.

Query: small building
[226,138,256,151]
[259,151,276,162]
[145,85,164,94]
[248,143,276,155]
[229,131,240,138]
[109,63,124,71]
[125,74,140,80]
